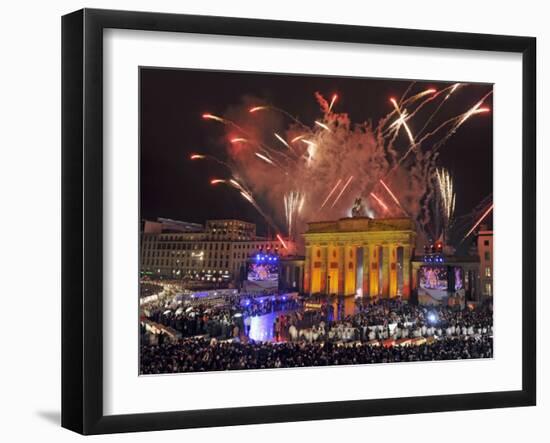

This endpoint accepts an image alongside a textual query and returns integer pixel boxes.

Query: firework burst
[434,168,456,241]
[284,191,306,238]
[193,83,491,245]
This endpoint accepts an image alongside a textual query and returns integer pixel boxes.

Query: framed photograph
[62,8,536,435]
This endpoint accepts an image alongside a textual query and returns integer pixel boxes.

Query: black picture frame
[62,8,536,435]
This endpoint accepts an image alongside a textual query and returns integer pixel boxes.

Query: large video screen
[247,262,279,282]
[419,266,448,290]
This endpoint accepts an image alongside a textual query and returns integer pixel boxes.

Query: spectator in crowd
[140,335,493,374]
[140,293,493,374]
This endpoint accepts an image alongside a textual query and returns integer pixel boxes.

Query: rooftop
[304,216,416,234]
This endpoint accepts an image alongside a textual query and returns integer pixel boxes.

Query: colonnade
[303,242,413,298]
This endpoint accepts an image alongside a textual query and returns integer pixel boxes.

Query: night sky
[140,68,492,240]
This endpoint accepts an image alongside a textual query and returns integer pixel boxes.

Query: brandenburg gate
[303,217,417,298]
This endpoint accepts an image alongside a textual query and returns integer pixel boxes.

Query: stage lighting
[427,312,438,324]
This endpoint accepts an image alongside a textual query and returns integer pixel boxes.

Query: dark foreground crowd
[140,294,493,374]
[140,335,493,374]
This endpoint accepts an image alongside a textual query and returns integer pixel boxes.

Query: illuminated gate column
[362,244,370,297]
[402,245,411,298]
[382,244,390,297]
[320,245,328,294]
[328,244,339,295]
[304,245,312,294]
[369,245,379,298]
[310,246,322,294]
[344,245,356,295]
[389,244,398,298]
[338,244,345,295]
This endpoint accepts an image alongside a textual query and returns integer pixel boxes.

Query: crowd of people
[142,292,302,341]
[284,298,493,343]
[139,282,164,298]
[140,291,493,373]
[140,334,493,374]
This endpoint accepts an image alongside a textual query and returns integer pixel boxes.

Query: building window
[485,266,491,278]
[484,240,490,246]
[484,251,491,261]
[484,282,492,296]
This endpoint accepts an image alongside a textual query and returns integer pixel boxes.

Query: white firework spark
[284,191,305,239]
[197,84,491,244]
[435,168,456,239]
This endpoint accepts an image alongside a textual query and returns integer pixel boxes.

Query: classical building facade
[477,228,493,299]
[141,218,294,284]
[302,217,416,298]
